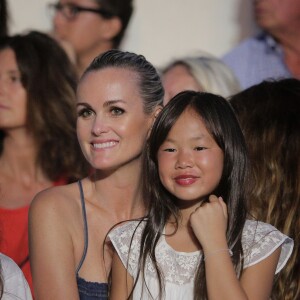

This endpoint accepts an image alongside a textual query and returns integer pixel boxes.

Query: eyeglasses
[48,2,114,20]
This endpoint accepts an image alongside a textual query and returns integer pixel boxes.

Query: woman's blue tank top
[76,180,108,299]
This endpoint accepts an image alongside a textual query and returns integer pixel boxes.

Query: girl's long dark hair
[136,91,248,299]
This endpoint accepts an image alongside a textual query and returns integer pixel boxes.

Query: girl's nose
[175,150,194,169]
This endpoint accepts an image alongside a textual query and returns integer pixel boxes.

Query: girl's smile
[173,174,199,186]
[158,107,224,204]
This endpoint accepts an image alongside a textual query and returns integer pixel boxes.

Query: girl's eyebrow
[164,135,206,143]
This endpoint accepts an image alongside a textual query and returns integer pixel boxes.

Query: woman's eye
[78,108,93,118]
[9,75,21,83]
[111,107,125,116]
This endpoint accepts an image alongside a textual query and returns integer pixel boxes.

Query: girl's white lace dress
[109,220,293,300]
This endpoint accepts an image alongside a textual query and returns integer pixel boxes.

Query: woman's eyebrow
[76,102,92,108]
[103,99,127,108]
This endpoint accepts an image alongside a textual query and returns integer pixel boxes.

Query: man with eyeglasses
[49,0,133,76]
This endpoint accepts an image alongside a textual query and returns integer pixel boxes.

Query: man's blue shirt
[222,32,291,89]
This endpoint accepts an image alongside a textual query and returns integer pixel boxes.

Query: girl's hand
[189,195,228,251]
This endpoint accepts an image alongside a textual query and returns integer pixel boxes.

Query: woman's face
[157,108,224,206]
[53,0,111,56]
[0,48,27,131]
[162,64,203,105]
[76,67,157,171]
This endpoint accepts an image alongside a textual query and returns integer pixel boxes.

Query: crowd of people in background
[0,0,299,299]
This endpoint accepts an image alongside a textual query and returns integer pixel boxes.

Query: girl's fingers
[218,197,228,218]
[208,194,219,203]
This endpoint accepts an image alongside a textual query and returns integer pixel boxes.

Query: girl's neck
[175,199,205,227]
[166,213,202,253]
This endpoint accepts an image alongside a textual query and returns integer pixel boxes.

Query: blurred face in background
[162,64,203,105]
[0,48,27,131]
[253,0,300,34]
[52,0,114,56]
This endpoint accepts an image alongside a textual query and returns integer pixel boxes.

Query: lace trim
[109,220,293,284]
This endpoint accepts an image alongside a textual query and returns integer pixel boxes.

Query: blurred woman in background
[162,52,240,105]
[0,31,89,293]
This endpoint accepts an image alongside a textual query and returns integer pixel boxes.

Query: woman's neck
[87,159,146,222]
[0,129,45,182]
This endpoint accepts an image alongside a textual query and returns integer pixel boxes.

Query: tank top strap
[75,180,89,275]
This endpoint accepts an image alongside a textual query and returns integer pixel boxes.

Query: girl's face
[53,0,113,56]
[0,48,27,131]
[76,67,157,171]
[157,108,224,205]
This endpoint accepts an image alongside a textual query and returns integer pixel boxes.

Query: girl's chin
[175,197,207,209]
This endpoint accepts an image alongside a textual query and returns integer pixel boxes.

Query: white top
[0,253,33,300]
[109,219,294,300]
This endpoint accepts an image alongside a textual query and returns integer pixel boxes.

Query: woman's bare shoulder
[29,180,81,219]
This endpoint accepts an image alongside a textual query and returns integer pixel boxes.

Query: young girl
[108,91,294,300]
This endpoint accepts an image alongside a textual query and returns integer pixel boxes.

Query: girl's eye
[110,107,125,116]
[163,148,176,152]
[195,146,206,151]
[78,108,93,118]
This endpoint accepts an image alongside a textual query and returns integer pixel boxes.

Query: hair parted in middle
[134,90,249,300]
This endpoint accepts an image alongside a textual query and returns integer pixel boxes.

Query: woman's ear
[154,106,162,119]
[147,106,163,138]
[152,106,163,126]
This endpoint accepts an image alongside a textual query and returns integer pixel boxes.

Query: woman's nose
[91,117,109,136]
